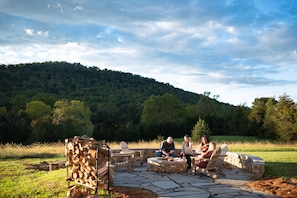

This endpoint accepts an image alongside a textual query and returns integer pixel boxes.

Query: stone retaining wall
[221,152,265,180]
[124,148,264,180]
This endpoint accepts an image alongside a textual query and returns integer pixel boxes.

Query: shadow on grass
[265,162,297,178]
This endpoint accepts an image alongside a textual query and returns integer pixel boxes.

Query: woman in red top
[195,135,210,153]
[195,142,216,168]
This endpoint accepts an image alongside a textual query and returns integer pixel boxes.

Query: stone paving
[112,163,278,198]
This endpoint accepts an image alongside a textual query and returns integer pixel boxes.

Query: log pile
[24,161,65,171]
[65,136,111,190]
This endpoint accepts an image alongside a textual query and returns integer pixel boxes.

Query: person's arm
[160,141,169,156]
[200,150,212,159]
[181,142,185,154]
[168,142,175,155]
[195,143,202,153]
[188,141,193,154]
[201,143,210,152]
[160,141,164,150]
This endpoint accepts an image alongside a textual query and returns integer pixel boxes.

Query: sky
[1,0,297,107]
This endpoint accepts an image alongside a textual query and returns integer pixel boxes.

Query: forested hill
[0,62,200,109]
[1,62,296,143]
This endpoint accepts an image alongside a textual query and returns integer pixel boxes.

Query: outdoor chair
[110,150,132,172]
[191,147,222,179]
[120,141,144,167]
[215,143,228,168]
[220,143,228,157]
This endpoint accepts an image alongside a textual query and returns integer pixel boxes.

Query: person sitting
[180,135,194,169]
[156,136,176,157]
[195,135,210,153]
[195,142,216,168]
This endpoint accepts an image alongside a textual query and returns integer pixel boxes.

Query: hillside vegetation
[0,62,296,143]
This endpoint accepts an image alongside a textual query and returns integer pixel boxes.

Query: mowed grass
[0,157,67,198]
[242,151,297,178]
[0,136,296,197]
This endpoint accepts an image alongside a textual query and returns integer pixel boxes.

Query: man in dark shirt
[158,136,176,157]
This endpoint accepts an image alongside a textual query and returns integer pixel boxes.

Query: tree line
[0,62,296,143]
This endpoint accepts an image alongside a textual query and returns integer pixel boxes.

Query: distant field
[211,135,271,142]
[0,136,296,197]
[1,136,296,158]
[175,135,273,143]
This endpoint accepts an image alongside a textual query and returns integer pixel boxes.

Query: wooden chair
[220,143,228,157]
[110,150,132,172]
[191,147,222,178]
[215,143,228,169]
[120,141,144,167]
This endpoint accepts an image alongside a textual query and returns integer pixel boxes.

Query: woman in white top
[180,135,194,169]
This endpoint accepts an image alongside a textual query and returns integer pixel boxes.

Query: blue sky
[1,0,297,107]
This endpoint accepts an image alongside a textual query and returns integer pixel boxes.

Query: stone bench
[220,152,265,180]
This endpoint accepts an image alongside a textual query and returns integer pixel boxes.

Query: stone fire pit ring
[147,157,187,173]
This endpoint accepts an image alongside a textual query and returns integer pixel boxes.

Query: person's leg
[155,150,162,157]
[186,154,192,169]
[171,151,176,157]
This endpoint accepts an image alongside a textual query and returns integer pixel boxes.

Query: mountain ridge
[0,61,203,109]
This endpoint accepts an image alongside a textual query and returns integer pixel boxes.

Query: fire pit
[147,157,187,173]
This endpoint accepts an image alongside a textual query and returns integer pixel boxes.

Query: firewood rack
[65,137,111,195]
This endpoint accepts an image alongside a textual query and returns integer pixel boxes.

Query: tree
[0,106,7,142]
[249,98,269,126]
[140,93,186,138]
[191,118,211,142]
[21,101,53,142]
[249,97,278,138]
[24,101,51,120]
[228,105,251,136]
[270,95,297,141]
[53,100,94,139]
[32,93,58,107]
[262,98,277,139]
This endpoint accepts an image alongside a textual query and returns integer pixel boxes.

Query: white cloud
[117,37,123,43]
[24,28,48,38]
[37,31,49,37]
[24,28,34,36]
[47,3,64,13]
[74,5,83,11]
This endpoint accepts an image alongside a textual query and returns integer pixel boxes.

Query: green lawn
[0,157,67,198]
[175,135,271,143]
[240,151,297,178]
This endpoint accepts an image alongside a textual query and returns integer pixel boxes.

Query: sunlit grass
[227,142,297,152]
[0,142,65,159]
[240,151,297,178]
[0,157,67,198]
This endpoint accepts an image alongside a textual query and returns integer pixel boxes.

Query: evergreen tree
[191,118,211,142]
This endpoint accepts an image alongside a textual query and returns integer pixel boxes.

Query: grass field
[0,136,296,197]
[0,157,66,198]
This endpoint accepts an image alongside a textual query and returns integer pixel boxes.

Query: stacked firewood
[65,136,110,190]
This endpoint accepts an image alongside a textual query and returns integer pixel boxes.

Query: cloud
[24,28,34,36]
[24,28,48,38]
[47,3,64,13]
[0,0,297,106]
[74,5,83,11]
